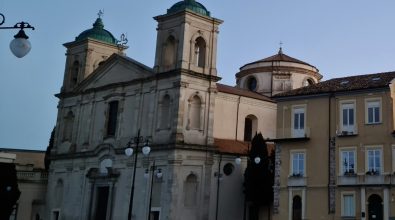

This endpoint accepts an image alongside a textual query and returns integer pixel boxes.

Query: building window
[342,193,355,217]
[340,102,355,133]
[366,148,382,174]
[106,101,119,136]
[195,37,206,68]
[188,95,202,130]
[341,150,355,175]
[244,114,258,141]
[303,78,314,87]
[366,99,381,124]
[149,211,160,220]
[163,36,176,70]
[247,77,257,91]
[291,152,305,176]
[292,106,305,138]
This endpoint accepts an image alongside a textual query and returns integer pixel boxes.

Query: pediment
[77,54,154,92]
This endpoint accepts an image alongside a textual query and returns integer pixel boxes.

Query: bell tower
[153,0,223,76]
[61,14,127,92]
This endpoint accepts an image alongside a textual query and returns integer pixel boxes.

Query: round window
[223,163,235,176]
[247,77,257,91]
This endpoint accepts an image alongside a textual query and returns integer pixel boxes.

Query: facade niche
[184,174,198,207]
[63,111,74,142]
[163,36,176,71]
[158,94,171,130]
[194,37,206,68]
[188,95,202,130]
[70,61,79,88]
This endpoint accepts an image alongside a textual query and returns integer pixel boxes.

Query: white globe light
[125,148,133,157]
[10,37,31,58]
[142,145,151,156]
[235,157,242,165]
[254,157,261,164]
[144,169,149,179]
[156,170,163,179]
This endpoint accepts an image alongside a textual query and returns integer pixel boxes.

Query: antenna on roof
[279,41,283,54]
[98,10,104,18]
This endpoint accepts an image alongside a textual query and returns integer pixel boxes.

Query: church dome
[75,18,117,45]
[167,0,210,17]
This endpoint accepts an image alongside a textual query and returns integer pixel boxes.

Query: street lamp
[145,160,163,220]
[124,129,151,220]
[0,13,35,58]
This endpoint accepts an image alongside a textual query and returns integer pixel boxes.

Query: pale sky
[1,0,395,150]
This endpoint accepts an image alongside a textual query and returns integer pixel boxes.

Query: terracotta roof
[214,138,275,156]
[274,71,395,98]
[214,139,249,155]
[240,49,315,69]
[217,83,275,103]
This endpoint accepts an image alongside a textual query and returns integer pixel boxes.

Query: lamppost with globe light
[0,13,35,58]
[144,160,163,220]
[234,148,262,220]
[124,129,151,220]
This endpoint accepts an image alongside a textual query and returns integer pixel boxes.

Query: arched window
[194,37,206,68]
[55,179,64,208]
[303,78,314,87]
[163,36,176,70]
[63,111,74,142]
[70,61,79,87]
[292,195,302,220]
[184,174,198,207]
[106,101,119,136]
[159,95,171,129]
[244,115,258,141]
[247,77,257,91]
[189,95,202,130]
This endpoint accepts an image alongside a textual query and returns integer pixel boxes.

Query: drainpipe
[328,93,335,214]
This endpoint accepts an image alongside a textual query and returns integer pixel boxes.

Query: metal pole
[215,154,222,220]
[147,160,156,220]
[128,129,141,220]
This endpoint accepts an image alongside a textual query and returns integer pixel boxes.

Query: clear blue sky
[1,0,395,150]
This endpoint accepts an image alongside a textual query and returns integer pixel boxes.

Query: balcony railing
[337,173,393,186]
[336,127,358,137]
[275,127,311,140]
[17,171,48,181]
[288,175,307,187]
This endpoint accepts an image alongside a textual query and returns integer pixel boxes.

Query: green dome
[75,18,117,45]
[167,0,210,17]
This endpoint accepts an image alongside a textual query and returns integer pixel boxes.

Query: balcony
[336,127,358,137]
[17,171,48,182]
[337,173,392,186]
[273,127,310,142]
[288,174,307,187]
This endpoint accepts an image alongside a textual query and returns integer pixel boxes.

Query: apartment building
[272,72,395,220]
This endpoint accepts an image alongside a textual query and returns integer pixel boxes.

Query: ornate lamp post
[124,129,151,220]
[144,160,163,220]
[0,13,35,58]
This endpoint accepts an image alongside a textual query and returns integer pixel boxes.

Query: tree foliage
[244,132,275,206]
[0,163,21,219]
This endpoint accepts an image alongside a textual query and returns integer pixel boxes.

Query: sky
[1,0,395,150]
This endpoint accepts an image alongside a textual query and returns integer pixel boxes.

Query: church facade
[45,1,321,220]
